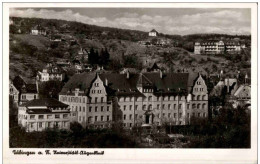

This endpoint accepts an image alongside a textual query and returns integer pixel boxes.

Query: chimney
[75,88,79,96]
[126,71,130,79]
[35,77,39,93]
[227,78,230,93]
[160,70,163,79]
[245,73,248,84]
[105,78,108,86]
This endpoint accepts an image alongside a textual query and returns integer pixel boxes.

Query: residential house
[10,76,39,105]
[31,25,46,36]
[149,29,158,37]
[38,64,64,82]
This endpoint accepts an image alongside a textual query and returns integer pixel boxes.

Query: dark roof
[60,72,199,97]
[24,84,37,93]
[150,29,158,33]
[23,98,68,108]
[12,75,37,93]
[32,25,45,31]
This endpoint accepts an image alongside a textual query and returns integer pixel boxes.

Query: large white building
[194,40,242,55]
[18,98,71,132]
[59,71,208,129]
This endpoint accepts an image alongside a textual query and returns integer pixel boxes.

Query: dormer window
[95,83,99,87]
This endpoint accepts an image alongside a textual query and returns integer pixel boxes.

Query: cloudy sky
[10,8,251,35]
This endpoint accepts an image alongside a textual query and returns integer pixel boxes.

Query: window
[168,104,171,110]
[197,95,200,100]
[179,113,182,117]
[79,116,81,121]
[197,104,201,109]
[39,122,42,128]
[129,105,132,111]
[143,105,146,110]
[187,113,190,118]
[168,113,171,118]
[95,97,98,103]
[75,106,78,112]
[101,106,104,112]
[95,107,98,112]
[22,95,26,100]
[198,113,201,117]
[95,116,98,121]
[179,104,182,109]
[135,105,138,110]
[162,104,165,110]
[79,106,81,112]
[89,107,92,112]
[203,113,206,117]
[63,114,68,119]
[202,103,206,109]
[101,116,104,121]
[129,114,132,120]
[124,105,126,111]
[123,115,126,120]
[174,104,176,109]
[38,115,44,119]
[83,98,85,103]
[107,106,110,112]
[30,115,35,119]
[95,83,99,87]
[34,95,37,99]
[202,95,206,100]
[135,114,138,119]
[130,123,132,127]
[83,107,85,112]
[148,96,152,101]
[107,116,109,121]
[92,90,95,94]
[187,104,190,109]
[174,113,176,118]
[192,104,196,109]
[47,115,52,119]
[163,113,165,117]
[157,104,160,110]
[55,114,60,119]
[101,97,104,102]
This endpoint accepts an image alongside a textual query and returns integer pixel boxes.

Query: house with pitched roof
[59,71,208,129]
[149,29,158,37]
[18,98,72,132]
[10,76,39,105]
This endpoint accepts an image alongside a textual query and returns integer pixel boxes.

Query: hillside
[9,17,251,81]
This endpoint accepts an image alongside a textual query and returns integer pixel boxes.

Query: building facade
[18,98,71,132]
[59,72,208,129]
[194,40,242,55]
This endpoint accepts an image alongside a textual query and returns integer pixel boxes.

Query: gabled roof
[150,29,158,33]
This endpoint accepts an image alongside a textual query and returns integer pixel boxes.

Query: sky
[9,8,251,35]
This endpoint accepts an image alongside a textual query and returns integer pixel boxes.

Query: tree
[88,47,99,65]
[99,48,110,66]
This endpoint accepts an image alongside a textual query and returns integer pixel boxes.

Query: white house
[149,29,158,37]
